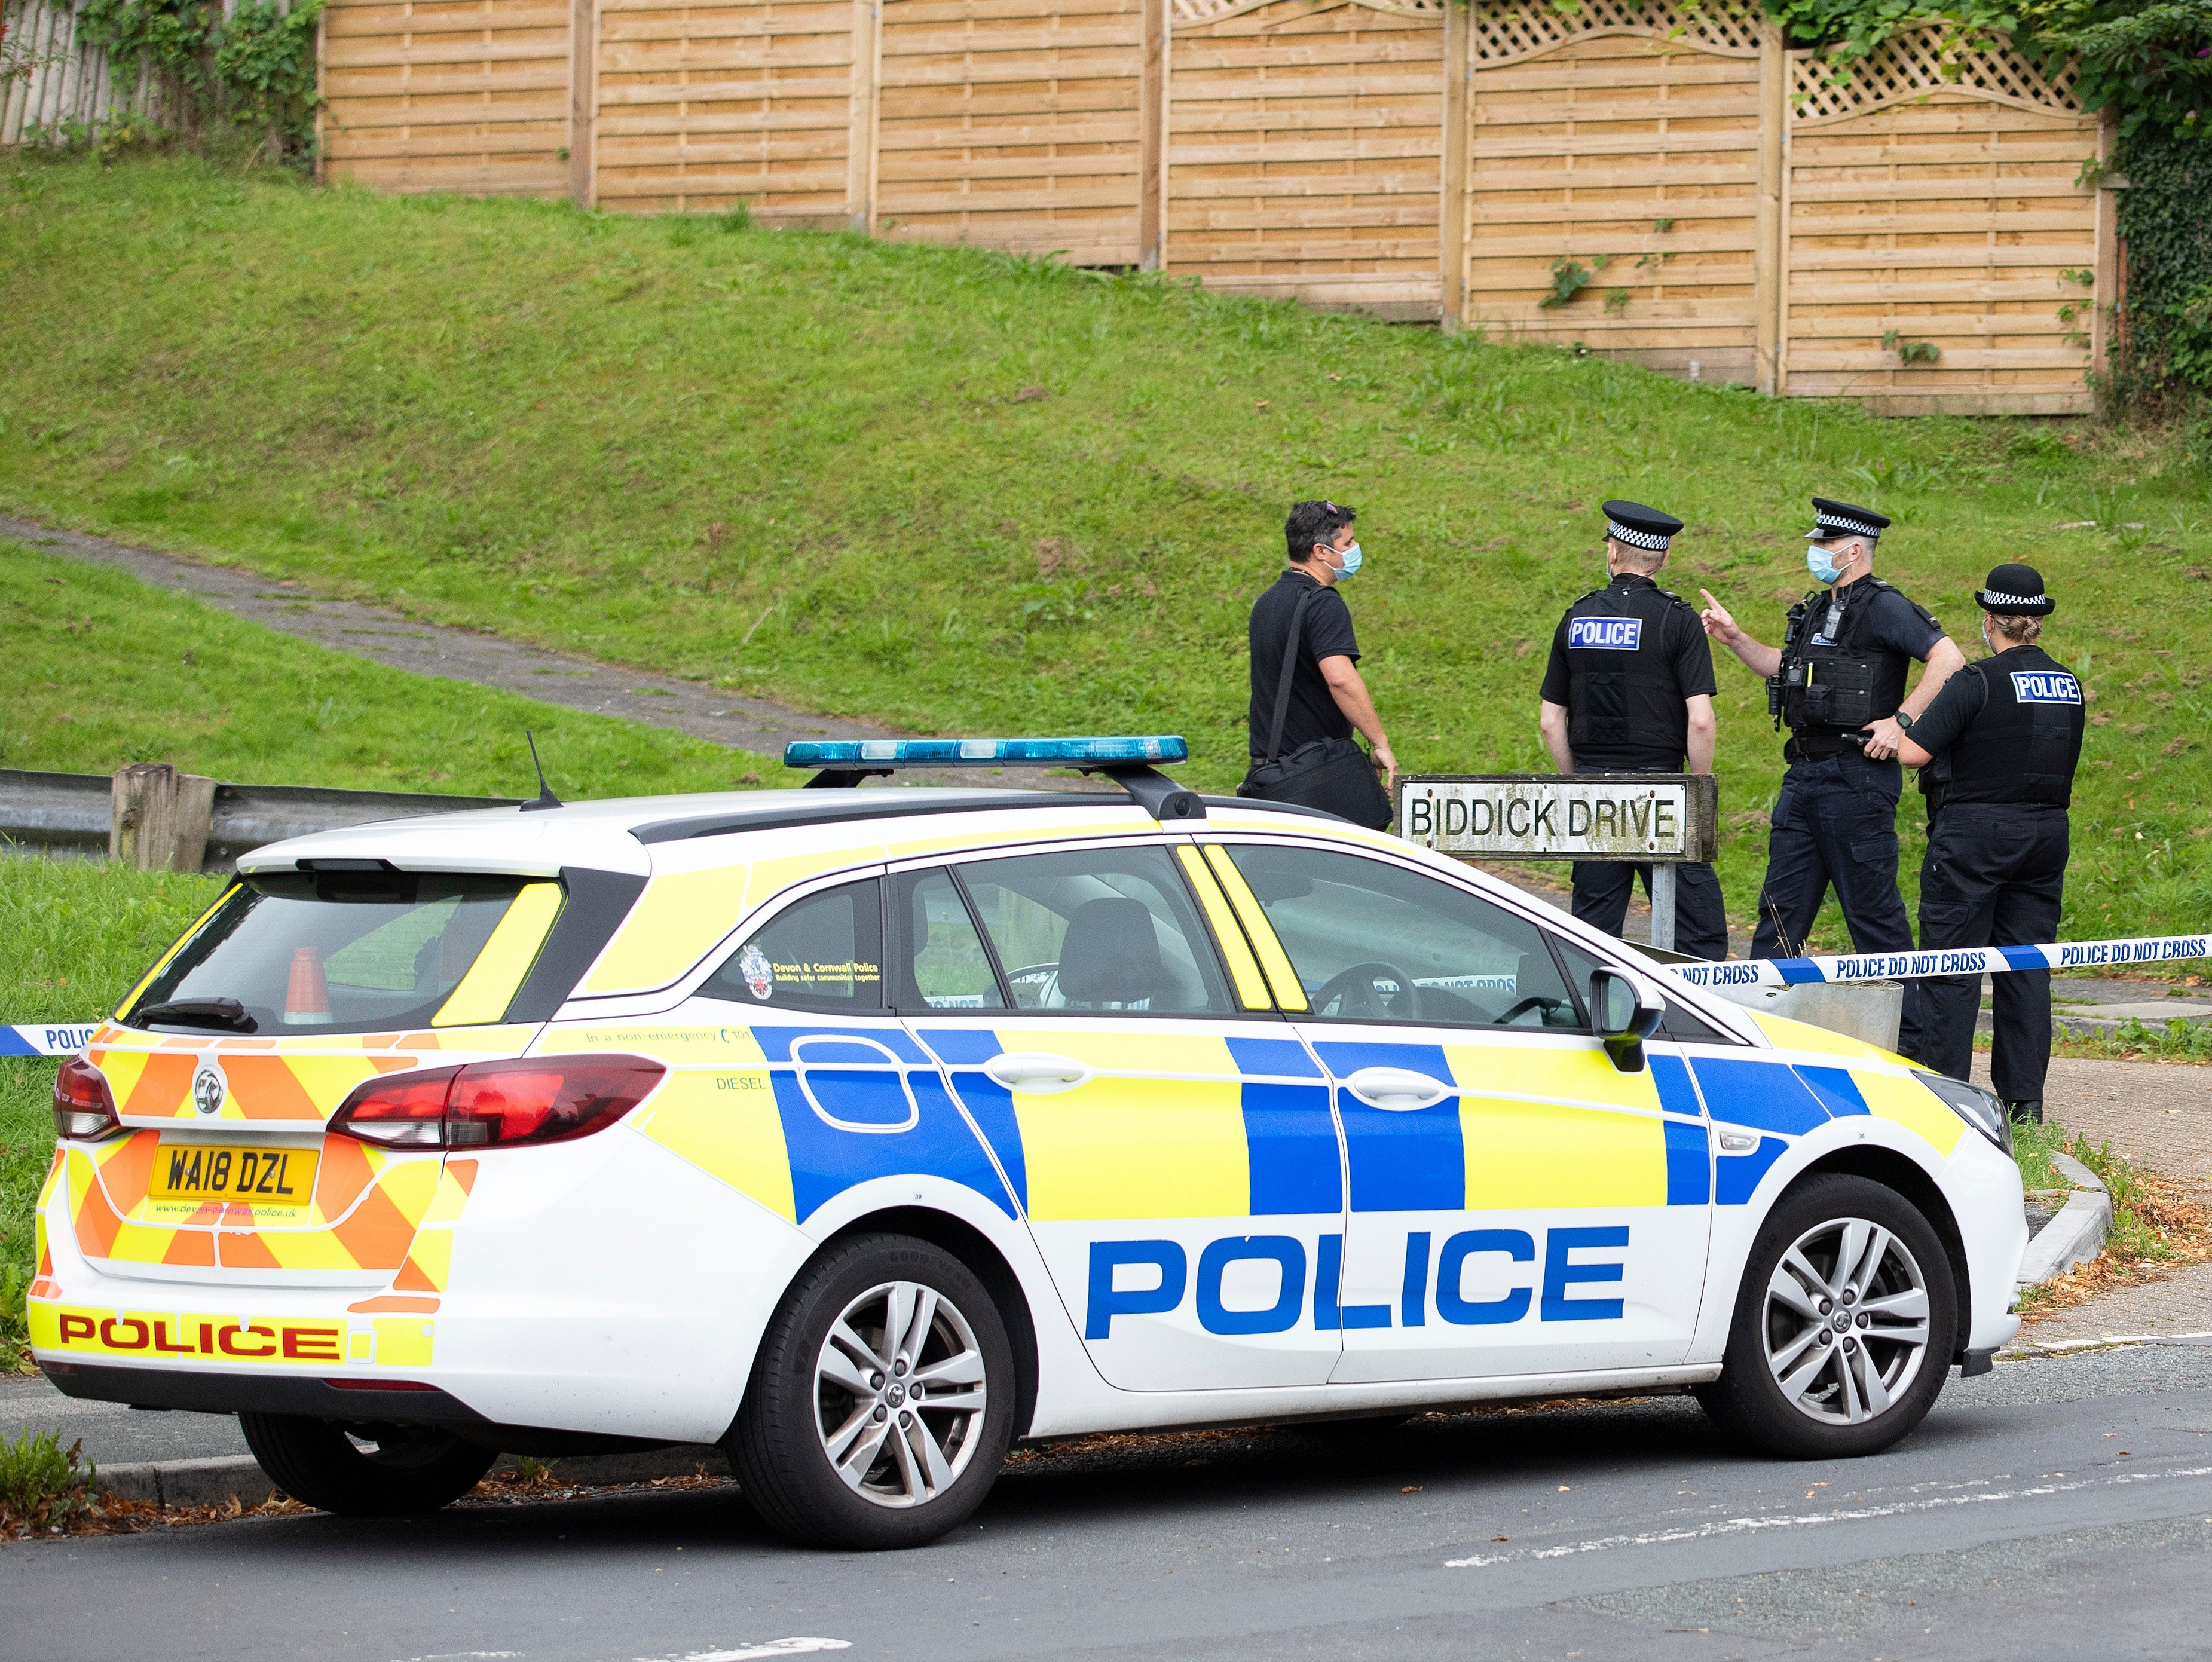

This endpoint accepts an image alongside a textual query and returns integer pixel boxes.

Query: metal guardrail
[0,768,519,873]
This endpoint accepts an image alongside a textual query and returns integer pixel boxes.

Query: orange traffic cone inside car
[286,945,334,1026]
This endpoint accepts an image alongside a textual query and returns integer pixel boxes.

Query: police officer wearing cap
[1700,499,1968,1055]
[1540,501,1728,959]
[1897,565,2083,1123]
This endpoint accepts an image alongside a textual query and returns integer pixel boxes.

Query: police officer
[1539,500,1728,960]
[1898,565,2083,1122]
[1699,499,1967,1055]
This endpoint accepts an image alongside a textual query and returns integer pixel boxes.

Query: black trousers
[1749,751,1922,1055]
[1914,803,2069,1101]
[1571,861,1728,961]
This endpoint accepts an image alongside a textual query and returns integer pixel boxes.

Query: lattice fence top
[1169,0,1763,45]
[1473,0,1759,63]
[1170,0,1446,26]
[1789,27,2081,123]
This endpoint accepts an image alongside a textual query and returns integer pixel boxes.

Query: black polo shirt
[1249,568,1359,758]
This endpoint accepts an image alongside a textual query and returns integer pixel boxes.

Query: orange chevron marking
[447,1158,479,1196]
[392,1255,439,1293]
[95,1131,160,1212]
[123,1052,196,1117]
[160,1229,216,1268]
[331,1180,417,1270]
[72,1180,124,1260]
[218,1229,281,1270]
[222,1055,319,1120]
[348,1295,440,1313]
[317,1137,377,1217]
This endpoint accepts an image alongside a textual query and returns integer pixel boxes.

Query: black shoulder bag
[1236,587,1394,830]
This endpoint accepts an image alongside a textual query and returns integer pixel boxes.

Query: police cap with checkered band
[1805,497,1892,542]
[1602,500,1684,553]
[1976,562,2056,617]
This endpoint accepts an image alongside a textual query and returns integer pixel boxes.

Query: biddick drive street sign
[1398,773,1720,864]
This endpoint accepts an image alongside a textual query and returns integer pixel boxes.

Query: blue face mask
[1806,543,1846,585]
[1329,540,1363,580]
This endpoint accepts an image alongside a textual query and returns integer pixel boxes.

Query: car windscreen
[124,871,539,1036]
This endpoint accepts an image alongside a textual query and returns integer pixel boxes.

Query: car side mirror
[1589,967,1665,1073]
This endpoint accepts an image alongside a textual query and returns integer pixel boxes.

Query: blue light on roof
[784,736,1189,769]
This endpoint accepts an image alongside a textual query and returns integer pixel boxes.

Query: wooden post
[1138,0,1167,270]
[1752,16,1787,396]
[111,766,216,873]
[1439,0,1471,329]
[569,0,598,208]
[847,0,882,234]
[2091,108,2119,384]
[314,1,327,185]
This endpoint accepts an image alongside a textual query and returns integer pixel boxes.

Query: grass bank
[1,536,798,795]
[4,156,2209,946]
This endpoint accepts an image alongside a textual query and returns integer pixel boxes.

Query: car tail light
[53,1058,121,1140]
[329,1057,665,1150]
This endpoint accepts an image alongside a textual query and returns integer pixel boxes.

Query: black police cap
[1806,498,1892,541]
[1977,563,2055,616]
[1602,500,1684,552]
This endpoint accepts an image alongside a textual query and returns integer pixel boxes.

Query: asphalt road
[8,1346,2212,1661]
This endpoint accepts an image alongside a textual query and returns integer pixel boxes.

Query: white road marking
[633,1643,852,1662]
[1444,1462,2212,1569]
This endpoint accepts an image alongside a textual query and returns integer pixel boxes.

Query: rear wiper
[134,997,258,1033]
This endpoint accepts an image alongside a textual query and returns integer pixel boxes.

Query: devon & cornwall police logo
[739,944,774,1001]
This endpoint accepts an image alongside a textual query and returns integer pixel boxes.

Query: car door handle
[981,1052,1093,1093]
[1343,1067,1452,1111]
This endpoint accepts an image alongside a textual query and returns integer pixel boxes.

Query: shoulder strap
[1264,586,1317,764]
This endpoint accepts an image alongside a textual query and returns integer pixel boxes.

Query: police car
[32,737,2024,1549]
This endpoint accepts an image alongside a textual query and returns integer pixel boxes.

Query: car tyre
[238,1414,497,1516]
[1696,1174,1957,1459]
[730,1232,1015,1550]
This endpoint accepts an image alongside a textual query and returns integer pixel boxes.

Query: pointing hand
[1699,589,1741,645]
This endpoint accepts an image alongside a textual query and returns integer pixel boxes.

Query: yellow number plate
[151,1141,319,1206]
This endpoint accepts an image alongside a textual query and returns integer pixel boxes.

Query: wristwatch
[1894,711,1915,732]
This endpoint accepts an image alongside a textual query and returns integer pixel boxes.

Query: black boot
[2005,1100,2043,1125]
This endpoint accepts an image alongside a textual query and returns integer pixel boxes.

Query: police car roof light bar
[782,736,1204,819]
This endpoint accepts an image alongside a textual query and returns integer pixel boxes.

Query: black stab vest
[1563,576,1697,769]
[1942,645,2086,809]
[1775,577,1932,736]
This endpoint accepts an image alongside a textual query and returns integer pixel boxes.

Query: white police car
[33,737,2024,1548]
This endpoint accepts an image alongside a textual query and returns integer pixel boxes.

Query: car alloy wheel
[1762,1216,1932,1427]
[812,1278,990,1509]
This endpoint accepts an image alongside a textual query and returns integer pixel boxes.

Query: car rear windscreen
[124,871,539,1036]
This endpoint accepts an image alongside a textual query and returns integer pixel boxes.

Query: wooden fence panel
[2,0,174,147]
[874,0,1145,265]
[1165,0,1445,319]
[1463,6,1764,384]
[593,0,858,220]
[1778,38,2100,414]
[322,0,574,196]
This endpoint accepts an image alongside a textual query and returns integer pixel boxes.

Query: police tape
[2,1023,103,1058]
[1667,932,2212,992]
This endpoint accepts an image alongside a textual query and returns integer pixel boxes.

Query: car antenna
[521,730,563,812]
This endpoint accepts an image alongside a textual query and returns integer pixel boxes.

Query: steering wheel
[1315,960,1422,1022]
[1495,994,1575,1028]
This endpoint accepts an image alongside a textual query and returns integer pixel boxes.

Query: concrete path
[1,515,907,766]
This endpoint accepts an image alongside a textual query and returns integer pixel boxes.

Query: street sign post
[1396,773,1720,951]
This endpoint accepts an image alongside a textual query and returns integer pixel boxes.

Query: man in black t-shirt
[1702,498,1967,1057]
[1539,500,1728,960]
[1244,501,1397,816]
[1898,565,2084,1121]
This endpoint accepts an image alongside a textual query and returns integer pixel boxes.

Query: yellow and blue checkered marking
[917,1028,1341,1222]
